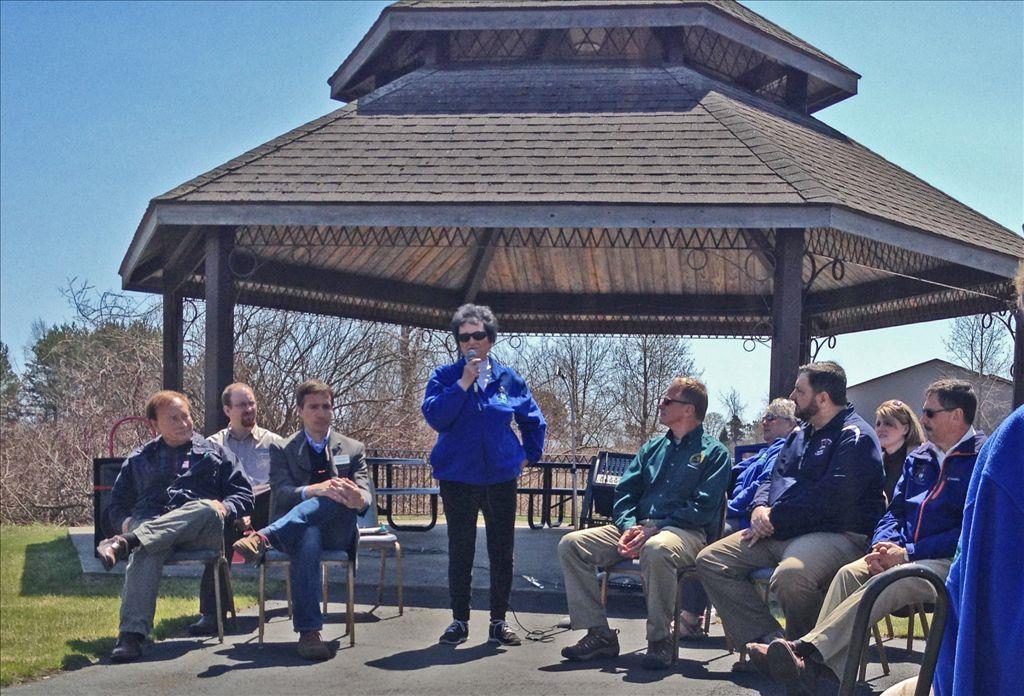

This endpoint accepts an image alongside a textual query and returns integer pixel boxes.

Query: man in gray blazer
[233,379,372,661]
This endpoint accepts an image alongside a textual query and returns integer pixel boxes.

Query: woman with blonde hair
[874,399,925,502]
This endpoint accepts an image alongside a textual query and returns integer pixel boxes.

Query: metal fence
[366,449,589,521]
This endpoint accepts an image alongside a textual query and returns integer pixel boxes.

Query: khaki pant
[696,529,867,646]
[120,500,225,637]
[558,524,705,642]
[804,556,950,678]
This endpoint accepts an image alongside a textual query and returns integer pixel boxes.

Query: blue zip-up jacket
[422,356,546,485]
[726,437,785,528]
[107,432,254,534]
[934,406,1024,696]
[753,403,885,540]
[872,431,984,560]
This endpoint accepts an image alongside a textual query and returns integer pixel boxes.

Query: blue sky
[1,1,1021,415]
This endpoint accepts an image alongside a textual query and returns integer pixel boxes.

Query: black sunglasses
[922,407,957,419]
[457,331,488,342]
[660,397,693,407]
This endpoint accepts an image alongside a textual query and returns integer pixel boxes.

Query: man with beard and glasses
[191,383,283,636]
[697,361,885,672]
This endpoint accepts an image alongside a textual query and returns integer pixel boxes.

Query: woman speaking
[422,304,546,647]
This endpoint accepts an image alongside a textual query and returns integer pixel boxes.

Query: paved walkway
[12,525,921,695]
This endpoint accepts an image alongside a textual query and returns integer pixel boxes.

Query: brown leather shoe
[767,639,817,695]
[297,630,332,661]
[743,641,771,676]
[96,535,131,571]
[109,632,144,662]
[232,533,270,566]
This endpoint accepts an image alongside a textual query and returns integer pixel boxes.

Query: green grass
[0,525,259,687]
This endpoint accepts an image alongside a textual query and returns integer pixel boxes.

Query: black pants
[199,488,271,616]
[439,478,517,622]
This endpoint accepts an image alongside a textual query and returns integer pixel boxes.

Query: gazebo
[119,0,1024,434]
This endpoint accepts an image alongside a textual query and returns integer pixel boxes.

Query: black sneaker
[488,620,521,646]
[439,620,469,645]
[641,637,675,670]
[560,627,620,661]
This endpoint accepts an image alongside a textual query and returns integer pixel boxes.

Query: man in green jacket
[558,377,731,670]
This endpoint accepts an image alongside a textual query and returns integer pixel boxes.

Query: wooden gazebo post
[162,289,183,392]
[203,227,235,434]
[1014,308,1024,409]
[769,228,805,399]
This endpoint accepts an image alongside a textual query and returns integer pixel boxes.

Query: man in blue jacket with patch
[98,390,254,662]
[698,361,885,664]
[749,379,982,690]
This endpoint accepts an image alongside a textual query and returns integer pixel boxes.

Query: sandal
[673,614,707,641]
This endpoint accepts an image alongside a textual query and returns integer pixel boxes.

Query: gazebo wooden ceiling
[119,0,1024,432]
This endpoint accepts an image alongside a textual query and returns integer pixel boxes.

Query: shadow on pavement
[365,641,505,670]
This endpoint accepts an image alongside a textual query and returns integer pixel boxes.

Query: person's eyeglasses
[921,407,956,419]
[660,397,693,407]
[457,331,488,342]
[762,414,778,422]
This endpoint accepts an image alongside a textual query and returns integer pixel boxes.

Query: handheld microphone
[467,349,479,393]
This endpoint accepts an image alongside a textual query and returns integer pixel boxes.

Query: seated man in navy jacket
[749,379,982,689]
[97,390,254,662]
[697,361,885,663]
[233,379,371,661]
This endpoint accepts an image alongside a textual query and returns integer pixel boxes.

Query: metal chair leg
[378,548,387,607]
[285,573,293,620]
[347,562,356,646]
[907,610,916,652]
[322,564,329,616]
[599,572,608,606]
[918,604,930,636]
[395,541,404,616]
[258,563,266,645]
[884,615,895,640]
[874,624,890,676]
[213,558,225,643]
[223,558,237,619]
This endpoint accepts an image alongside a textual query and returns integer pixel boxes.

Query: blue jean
[263,496,356,633]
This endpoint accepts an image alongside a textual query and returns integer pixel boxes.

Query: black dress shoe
[110,632,144,662]
[188,614,225,636]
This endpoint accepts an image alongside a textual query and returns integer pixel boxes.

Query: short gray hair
[765,398,796,421]
[450,304,499,342]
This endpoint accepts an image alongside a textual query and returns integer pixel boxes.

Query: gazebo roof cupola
[329,0,860,113]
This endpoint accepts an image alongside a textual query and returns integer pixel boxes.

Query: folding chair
[357,476,403,614]
[257,526,359,646]
[597,492,728,663]
[164,546,235,643]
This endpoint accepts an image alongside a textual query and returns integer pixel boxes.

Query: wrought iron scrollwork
[808,334,837,361]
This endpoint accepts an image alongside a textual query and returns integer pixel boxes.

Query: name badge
[333,454,351,467]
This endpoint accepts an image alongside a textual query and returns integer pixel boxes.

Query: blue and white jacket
[872,429,984,560]
[726,437,786,528]
[422,355,546,485]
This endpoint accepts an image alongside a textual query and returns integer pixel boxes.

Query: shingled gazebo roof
[121,0,1023,341]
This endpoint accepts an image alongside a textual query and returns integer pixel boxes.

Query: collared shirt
[612,426,732,537]
[920,426,977,466]
[304,428,332,454]
[208,424,281,487]
[476,356,493,392]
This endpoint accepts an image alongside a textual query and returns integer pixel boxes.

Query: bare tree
[719,387,748,449]
[944,314,1011,377]
[613,335,697,444]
